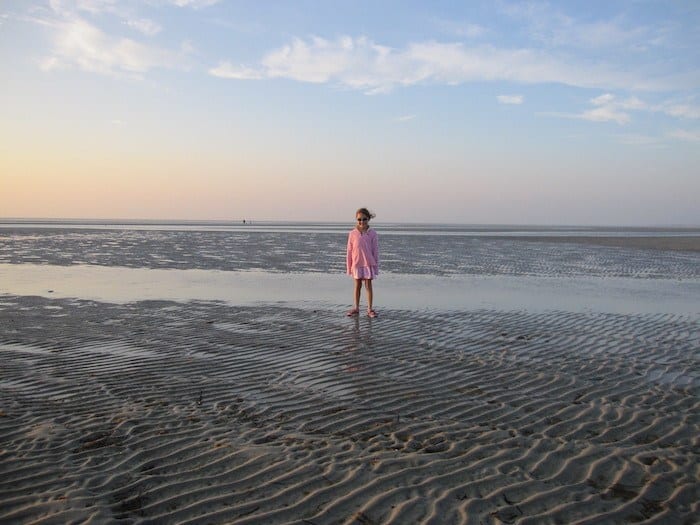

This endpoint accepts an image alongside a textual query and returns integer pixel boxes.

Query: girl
[346,208,379,318]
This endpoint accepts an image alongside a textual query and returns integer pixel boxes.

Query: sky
[1,1,699,225]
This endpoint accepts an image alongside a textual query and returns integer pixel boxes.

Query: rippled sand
[1,296,698,524]
[1,225,698,523]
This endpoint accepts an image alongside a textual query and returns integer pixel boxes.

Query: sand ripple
[1,296,698,524]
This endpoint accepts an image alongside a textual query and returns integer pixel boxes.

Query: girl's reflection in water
[344,316,373,373]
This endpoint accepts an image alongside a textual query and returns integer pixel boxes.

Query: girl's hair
[356,208,376,219]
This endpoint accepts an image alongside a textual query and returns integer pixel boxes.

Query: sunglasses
[357,218,369,222]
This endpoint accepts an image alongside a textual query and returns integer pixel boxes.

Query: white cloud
[126,18,162,37]
[260,36,401,90]
[166,0,220,8]
[576,94,700,126]
[395,115,416,122]
[210,35,669,93]
[497,95,523,105]
[577,93,651,125]
[208,61,264,80]
[581,106,630,125]
[591,93,615,106]
[668,129,700,143]
[591,94,645,110]
[544,93,651,125]
[40,16,184,77]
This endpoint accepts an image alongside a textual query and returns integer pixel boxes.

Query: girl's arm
[372,232,379,266]
[346,233,353,274]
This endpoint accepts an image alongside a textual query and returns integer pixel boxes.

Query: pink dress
[346,228,379,280]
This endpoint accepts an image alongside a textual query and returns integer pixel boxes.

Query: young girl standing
[346,208,379,318]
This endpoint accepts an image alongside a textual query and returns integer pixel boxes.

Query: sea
[1,220,699,315]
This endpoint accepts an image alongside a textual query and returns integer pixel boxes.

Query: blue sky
[1,1,699,225]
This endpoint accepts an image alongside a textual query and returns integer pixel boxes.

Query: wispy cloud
[668,129,700,143]
[39,16,185,77]
[615,133,664,146]
[167,0,221,8]
[580,107,630,125]
[544,93,700,127]
[542,93,649,125]
[500,2,650,50]
[395,114,416,122]
[126,18,162,37]
[47,2,165,46]
[209,61,264,80]
[579,93,646,125]
[497,95,523,105]
[69,0,222,10]
[433,18,488,39]
[56,0,119,15]
[33,2,190,77]
[210,35,677,94]
[660,101,700,120]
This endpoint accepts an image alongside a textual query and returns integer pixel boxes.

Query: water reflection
[0,263,698,315]
[343,315,375,373]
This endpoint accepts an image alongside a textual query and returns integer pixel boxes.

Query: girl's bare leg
[353,279,362,309]
[365,279,373,311]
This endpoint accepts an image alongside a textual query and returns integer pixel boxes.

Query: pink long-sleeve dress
[346,228,379,280]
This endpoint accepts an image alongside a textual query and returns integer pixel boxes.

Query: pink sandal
[346,308,359,317]
[367,309,378,318]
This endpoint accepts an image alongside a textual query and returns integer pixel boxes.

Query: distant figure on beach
[346,208,379,318]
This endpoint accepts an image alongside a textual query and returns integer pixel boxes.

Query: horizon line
[1,217,699,230]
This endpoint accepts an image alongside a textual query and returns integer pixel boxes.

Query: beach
[1,223,699,524]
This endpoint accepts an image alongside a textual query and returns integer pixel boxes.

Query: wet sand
[495,235,700,253]
[2,226,699,277]
[1,295,698,524]
[1,225,699,524]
